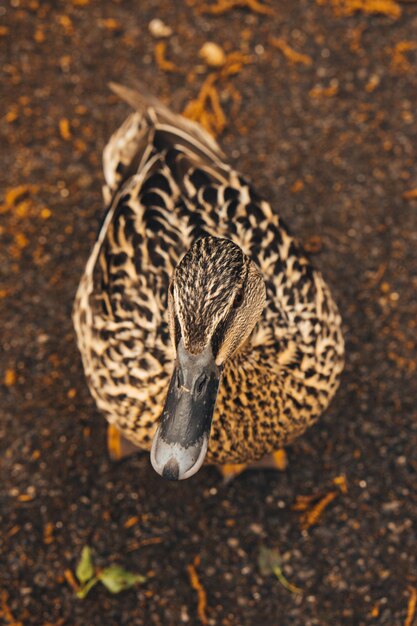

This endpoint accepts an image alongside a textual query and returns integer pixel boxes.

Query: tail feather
[109,81,225,161]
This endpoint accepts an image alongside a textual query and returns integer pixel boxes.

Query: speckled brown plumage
[73,83,345,465]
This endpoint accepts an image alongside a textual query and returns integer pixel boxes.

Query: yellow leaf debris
[5,108,19,123]
[34,27,45,43]
[127,537,163,551]
[365,74,380,93]
[199,0,274,15]
[58,14,74,34]
[390,41,417,73]
[183,51,249,137]
[183,74,226,136]
[270,38,313,66]
[309,84,339,98]
[4,369,16,387]
[43,522,54,545]
[40,208,52,219]
[100,18,121,31]
[124,516,140,529]
[405,586,417,626]
[5,185,39,207]
[59,118,72,140]
[64,568,80,592]
[0,591,23,626]
[17,492,35,502]
[333,474,348,494]
[187,555,208,625]
[316,0,401,19]
[15,233,29,250]
[300,491,338,530]
[403,188,417,200]
[291,179,305,194]
[154,41,179,73]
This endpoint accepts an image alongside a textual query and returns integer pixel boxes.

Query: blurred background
[1,0,416,624]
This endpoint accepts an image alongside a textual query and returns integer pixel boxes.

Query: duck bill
[151,341,221,480]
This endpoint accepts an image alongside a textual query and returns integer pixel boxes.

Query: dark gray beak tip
[150,426,209,480]
[162,457,180,481]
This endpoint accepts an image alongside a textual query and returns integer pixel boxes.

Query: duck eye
[233,289,244,309]
[195,373,208,397]
[176,368,184,389]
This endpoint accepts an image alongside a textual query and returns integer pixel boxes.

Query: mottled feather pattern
[73,85,344,464]
[174,238,247,354]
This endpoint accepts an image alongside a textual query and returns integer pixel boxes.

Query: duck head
[151,236,266,480]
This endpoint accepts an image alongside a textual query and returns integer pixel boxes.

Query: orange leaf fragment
[199,0,274,15]
[317,0,401,19]
[43,522,54,544]
[154,41,178,73]
[15,233,29,250]
[58,15,74,34]
[300,491,338,530]
[270,38,312,66]
[59,118,71,140]
[391,41,417,73]
[187,555,208,625]
[64,568,80,592]
[18,492,35,502]
[0,590,23,626]
[403,188,417,200]
[100,18,121,31]
[291,179,304,194]
[124,516,140,529]
[333,474,348,494]
[34,27,45,43]
[4,369,16,387]
[309,84,339,98]
[405,586,417,626]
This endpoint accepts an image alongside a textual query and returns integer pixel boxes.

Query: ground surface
[1,1,417,625]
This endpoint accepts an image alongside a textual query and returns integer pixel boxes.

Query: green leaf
[76,576,99,599]
[258,546,302,594]
[258,545,281,576]
[76,546,95,585]
[98,566,146,594]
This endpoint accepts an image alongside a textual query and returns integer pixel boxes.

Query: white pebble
[199,42,226,68]
[148,18,173,39]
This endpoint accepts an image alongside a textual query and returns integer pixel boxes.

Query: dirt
[1,0,416,625]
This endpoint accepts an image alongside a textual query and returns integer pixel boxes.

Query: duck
[73,82,345,481]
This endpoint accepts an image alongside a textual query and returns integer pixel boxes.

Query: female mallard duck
[73,83,344,481]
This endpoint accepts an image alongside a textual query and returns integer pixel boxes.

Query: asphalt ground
[1,0,416,624]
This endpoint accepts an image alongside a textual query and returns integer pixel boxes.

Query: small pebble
[148,18,172,39]
[199,42,226,68]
